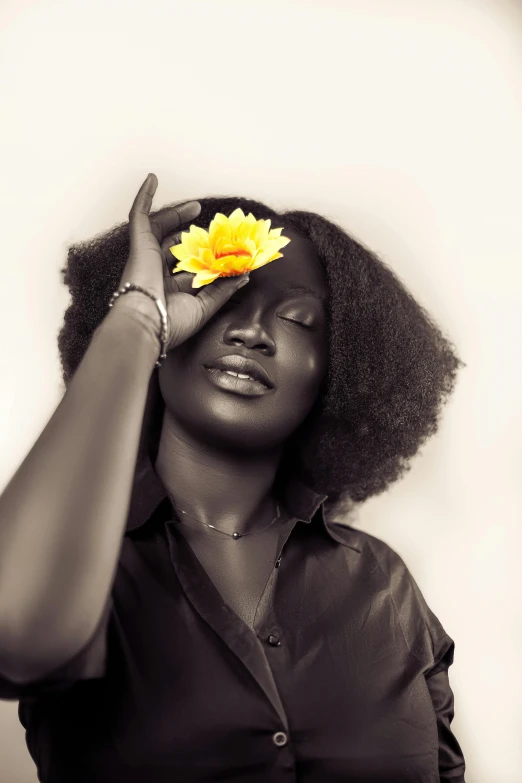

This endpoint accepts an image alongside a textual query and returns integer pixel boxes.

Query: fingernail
[237,274,250,288]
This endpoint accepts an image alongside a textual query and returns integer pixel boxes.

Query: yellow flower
[168,207,292,288]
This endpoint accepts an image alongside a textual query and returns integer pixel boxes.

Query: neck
[154,409,285,536]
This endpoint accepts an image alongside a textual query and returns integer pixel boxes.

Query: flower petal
[192,270,221,288]
[170,209,291,285]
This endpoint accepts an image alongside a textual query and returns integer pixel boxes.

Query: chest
[92,531,442,782]
[175,528,282,630]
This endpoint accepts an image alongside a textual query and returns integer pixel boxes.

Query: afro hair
[58,194,466,520]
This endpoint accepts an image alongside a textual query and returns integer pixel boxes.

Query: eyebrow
[281,284,328,305]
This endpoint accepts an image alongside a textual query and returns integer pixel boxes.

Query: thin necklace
[167,493,281,540]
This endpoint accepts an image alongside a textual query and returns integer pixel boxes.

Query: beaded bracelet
[108,282,168,368]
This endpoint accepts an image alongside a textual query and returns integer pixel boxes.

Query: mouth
[202,354,274,389]
[203,366,274,396]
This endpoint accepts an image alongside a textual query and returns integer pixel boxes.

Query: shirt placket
[164,521,296,735]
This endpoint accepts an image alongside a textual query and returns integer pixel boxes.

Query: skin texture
[155,227,329,535]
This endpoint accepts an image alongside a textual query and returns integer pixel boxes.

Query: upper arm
[375,540,467,781]
[0,595,112,701]
[408,570,467,781]
[425,637,467,782]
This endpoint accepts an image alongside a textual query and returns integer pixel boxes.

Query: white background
[1,0,521,780]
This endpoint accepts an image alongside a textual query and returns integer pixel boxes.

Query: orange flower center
[215,249,250,259]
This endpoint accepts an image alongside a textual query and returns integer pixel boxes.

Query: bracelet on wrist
[108,282,168,368]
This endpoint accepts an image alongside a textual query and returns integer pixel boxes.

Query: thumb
[164,273,252,351]
[194,274,250,325]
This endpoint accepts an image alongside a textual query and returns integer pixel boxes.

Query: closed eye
[280,316,313,329]
[224,298,314,329]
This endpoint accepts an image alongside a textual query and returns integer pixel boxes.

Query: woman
[0,174,467,782]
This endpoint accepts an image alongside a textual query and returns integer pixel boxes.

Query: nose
[224,316,276,355]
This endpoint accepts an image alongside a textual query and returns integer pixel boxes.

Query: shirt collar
[125,451,348,546]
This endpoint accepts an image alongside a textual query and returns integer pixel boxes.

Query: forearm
[0,298,160,680]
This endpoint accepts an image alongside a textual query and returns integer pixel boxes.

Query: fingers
[165,270,199,295]
[161,230,184,274]
[151,201,201,245]
[192,275,250,331]
[128,174,158,247]
[165,273,250,350]
[129,175,202,254]
[150,200,201,280]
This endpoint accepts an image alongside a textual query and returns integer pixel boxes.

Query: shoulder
[325,518,408,574]
[325,520,454,668]
[326,519,424,604]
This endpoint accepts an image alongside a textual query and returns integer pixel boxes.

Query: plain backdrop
[1,0,521,781]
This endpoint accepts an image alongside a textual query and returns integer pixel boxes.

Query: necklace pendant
[232,532,241,539]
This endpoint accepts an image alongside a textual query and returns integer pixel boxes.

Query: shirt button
[273,731,287,747]
[275,557,281,568]
[267,634,281,646]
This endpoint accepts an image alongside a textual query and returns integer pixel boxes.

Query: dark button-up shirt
[0,455,467,782]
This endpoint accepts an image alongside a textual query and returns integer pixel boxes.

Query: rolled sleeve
[425,630,467,782]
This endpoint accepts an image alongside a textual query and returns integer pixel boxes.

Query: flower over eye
[168,208,291,289]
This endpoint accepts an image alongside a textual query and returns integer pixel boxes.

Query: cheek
[280,349,326,399]
[291,339,326,375]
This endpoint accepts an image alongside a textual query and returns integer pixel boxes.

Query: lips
[203,354,273,388]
